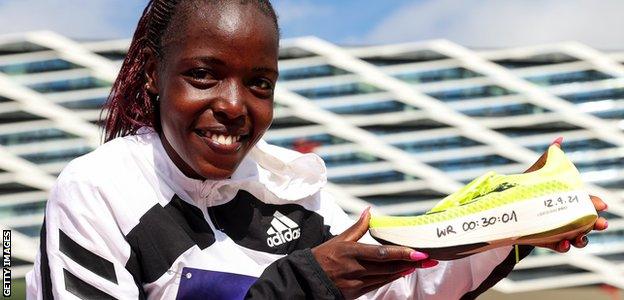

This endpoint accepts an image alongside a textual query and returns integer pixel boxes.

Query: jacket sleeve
[26,169,145,299]
[245,248,344,300]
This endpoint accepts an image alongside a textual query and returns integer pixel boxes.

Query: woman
[26,0,608,299]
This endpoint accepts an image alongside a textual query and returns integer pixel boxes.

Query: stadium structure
[1,31,623,294]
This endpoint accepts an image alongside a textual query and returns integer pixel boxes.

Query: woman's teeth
[203,133,241,145]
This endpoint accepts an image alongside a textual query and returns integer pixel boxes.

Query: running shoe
[369,144,598,260]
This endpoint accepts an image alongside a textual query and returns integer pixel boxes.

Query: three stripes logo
[266,211,301,247]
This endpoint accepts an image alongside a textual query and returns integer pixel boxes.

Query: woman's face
[147,3,278,180]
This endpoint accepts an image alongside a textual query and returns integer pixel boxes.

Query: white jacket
[26,130,528,299]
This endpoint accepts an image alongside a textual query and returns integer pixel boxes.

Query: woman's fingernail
[400,267,416,277]
[560,240,570,251]
[421,259,439,268]
[410,251,428,261]
[604,220,608,229]
[581,236,588,246]
[360,206,370,219]
[551,136,563,146]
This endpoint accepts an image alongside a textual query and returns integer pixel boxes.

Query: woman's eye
[184,68,214,80]
[251,78,274,91]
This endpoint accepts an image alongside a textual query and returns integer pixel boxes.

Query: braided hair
[102,0,279,142]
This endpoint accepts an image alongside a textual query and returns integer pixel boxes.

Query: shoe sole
[370,190,598,260]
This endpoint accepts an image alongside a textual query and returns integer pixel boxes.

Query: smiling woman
[143,1,278,180]
[24,1,607,300]
[105,0,279,180]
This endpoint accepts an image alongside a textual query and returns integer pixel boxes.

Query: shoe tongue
[427,171,498,214]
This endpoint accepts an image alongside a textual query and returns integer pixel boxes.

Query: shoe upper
[370,144,584,228]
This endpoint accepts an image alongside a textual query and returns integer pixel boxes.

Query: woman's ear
[144,48,160,95]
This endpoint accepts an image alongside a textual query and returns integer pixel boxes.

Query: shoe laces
[427,171,498,214]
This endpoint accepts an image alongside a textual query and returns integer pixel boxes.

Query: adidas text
[267,228,301,247]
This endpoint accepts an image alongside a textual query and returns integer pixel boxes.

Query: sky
[0,0,623,49]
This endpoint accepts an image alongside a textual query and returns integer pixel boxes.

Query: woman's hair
[102,0,279,143]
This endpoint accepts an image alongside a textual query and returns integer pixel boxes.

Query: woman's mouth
[194,129,247,154]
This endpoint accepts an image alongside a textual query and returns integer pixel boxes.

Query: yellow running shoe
[369,144,598,260]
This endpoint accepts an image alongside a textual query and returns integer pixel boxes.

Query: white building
[1,31,623,294]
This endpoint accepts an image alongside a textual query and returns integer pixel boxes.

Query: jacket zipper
[207,206,223,232]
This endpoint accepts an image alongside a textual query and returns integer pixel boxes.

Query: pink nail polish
[421,259,439,268]
[604,220,608,229]
[409,251,428,261]
[561,240,570,251]
[400,267,416,277]
[551,136,563,146]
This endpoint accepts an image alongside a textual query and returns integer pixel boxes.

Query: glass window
[0,200,45,218]
[13,224,42,238]
[526,70,612,86]
[269,116,316,129]
[28,77,110,93]
[295,82,383,99]
[279,65,350,81]
[429,155,515,171]
[328,100,408,115]
[496,122,583,137]
[586,228,624,247]
[461,103,549,117]
[0,182,39,195]
[0,128,77,146]
[95,51,126,61]
[21,146,93,164]
[597,179,624,189]
[561,88,624,104]
[597,211,620,220]
[528,138,615,153]
[362,191,447,210]
[493,52,579,69]
[592,108,624,119]
[59,97,107,110]
[395,67,481,84]
[0,111,44,124]
[0,41,48,55]
[363,119,449,134]
[321,152,381,168]
[395,136,482,153]
[278,47,316,60]
[575,156,624,173]
[266,134,348,149]
[330,170,408,185]
[361,196,428,209]
[0,59,81,75]
[427,85,514,102]
[362,50,448,66]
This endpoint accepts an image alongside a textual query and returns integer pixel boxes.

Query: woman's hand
[312,208,437,299]
[536,195,608,252]
[525,138,609,253]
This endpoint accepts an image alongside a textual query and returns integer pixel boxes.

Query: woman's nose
[211,83,246,125]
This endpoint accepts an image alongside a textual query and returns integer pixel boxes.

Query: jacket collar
[141,129,326,207]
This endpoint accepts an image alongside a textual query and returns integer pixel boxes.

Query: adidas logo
[266,211,301,247]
